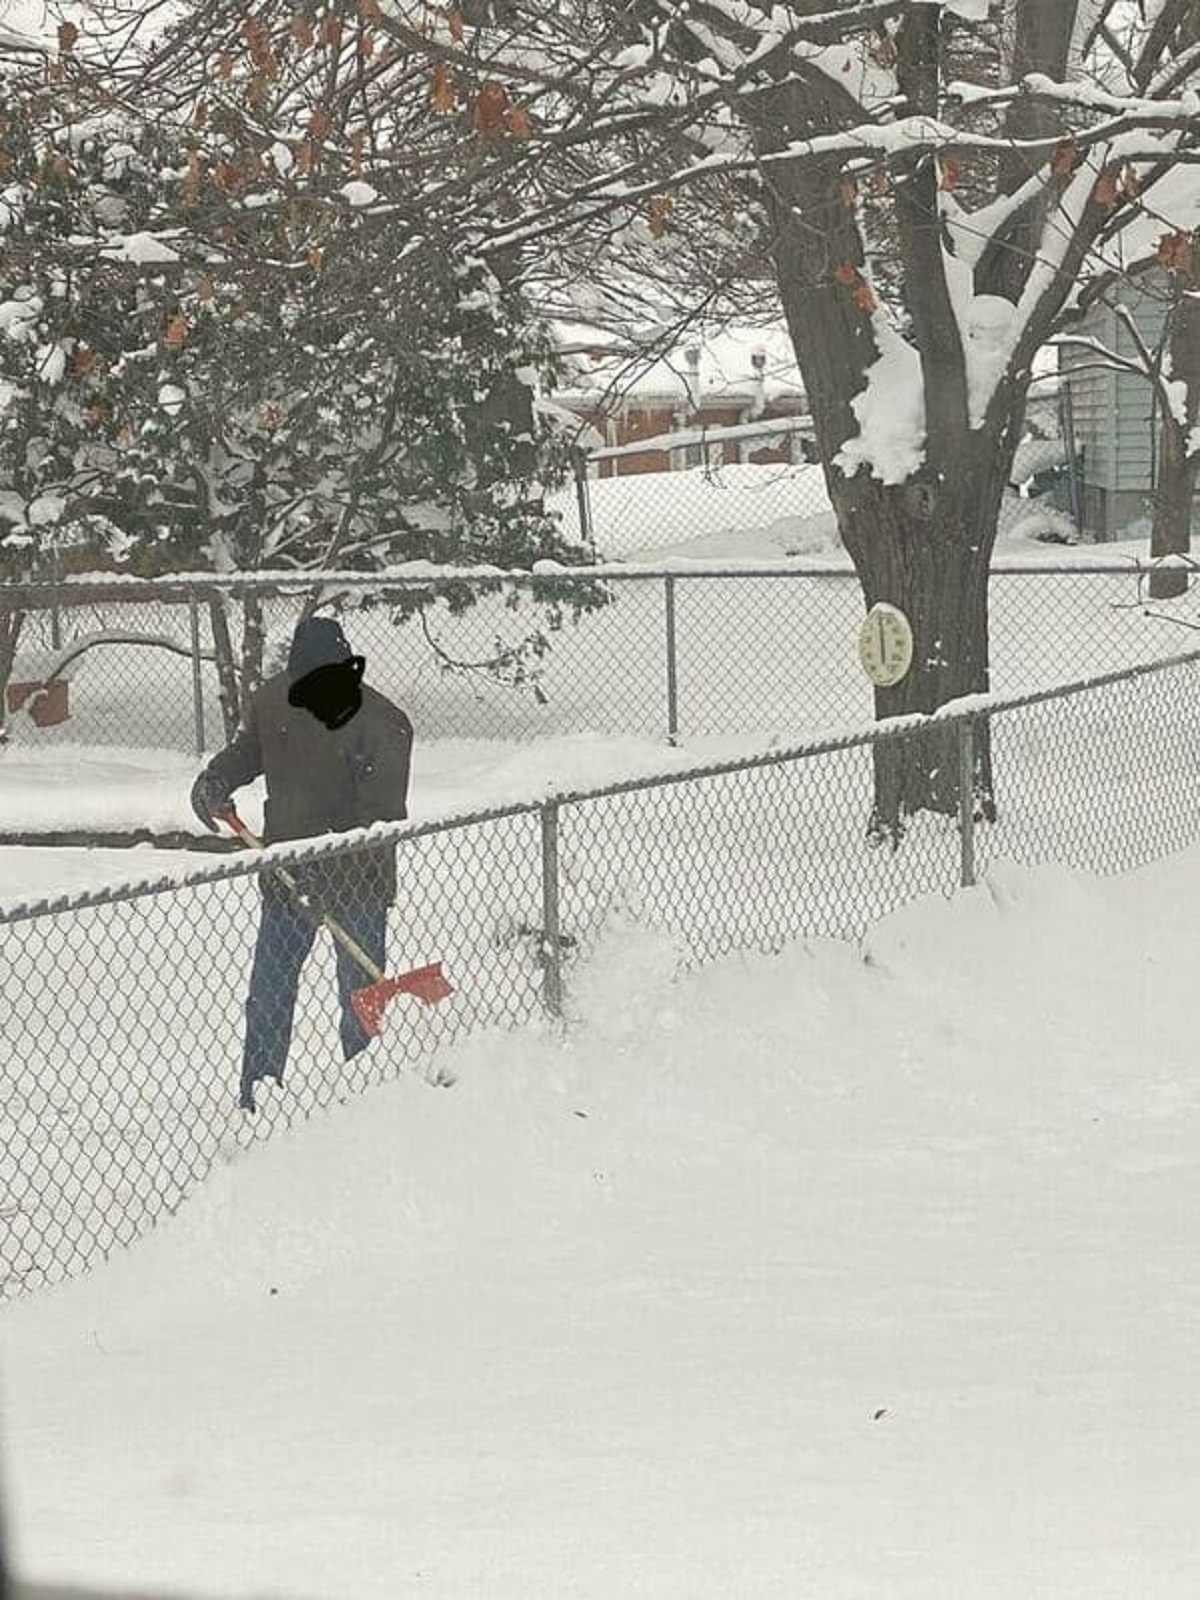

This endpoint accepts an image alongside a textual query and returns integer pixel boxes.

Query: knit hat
[287,616,353,682]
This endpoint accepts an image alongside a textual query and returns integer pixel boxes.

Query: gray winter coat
[200,672,413,907]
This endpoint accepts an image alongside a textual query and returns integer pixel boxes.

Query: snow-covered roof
[534,396,604,452]
[555,321,806,413]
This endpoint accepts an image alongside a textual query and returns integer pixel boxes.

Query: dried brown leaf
[1093,169,1121,209]
[939,154,963,192]
[647,193,673,237]
[472,80,510,136]
[507,105,534,139]
[1051,139,1081,177]
[1158,230,1195,276]
[431,60,457,114]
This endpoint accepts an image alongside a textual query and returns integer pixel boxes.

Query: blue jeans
[240,890,388,1111]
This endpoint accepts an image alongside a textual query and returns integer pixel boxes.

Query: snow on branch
[654,0,907,50]
[483,108,1200,259]
[1051,331,1153,380]
[1148,39,1200,99]
[947,72,1200,124]
[910,0,988,16]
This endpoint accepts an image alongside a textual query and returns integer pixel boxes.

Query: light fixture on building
[684,344,701,412]
[750,349,767,419]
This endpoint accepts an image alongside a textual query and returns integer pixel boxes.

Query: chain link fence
[3,648,1200,1298]
[564,455,836,558]
[552,396,1074,559]
[1,561,1190,756]
[565,459,1074,560]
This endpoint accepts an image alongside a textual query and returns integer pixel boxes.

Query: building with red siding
[554,324,812,477]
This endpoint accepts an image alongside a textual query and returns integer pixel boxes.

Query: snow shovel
[216,806,453,1035]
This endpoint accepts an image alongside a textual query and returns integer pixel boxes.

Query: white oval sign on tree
[858,603,914,688]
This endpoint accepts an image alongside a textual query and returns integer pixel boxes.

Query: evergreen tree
[0,12,593,723]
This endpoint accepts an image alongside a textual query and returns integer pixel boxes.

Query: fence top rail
[3,645,1198,929]
[0,553,1178,606]
[588,415,811,461]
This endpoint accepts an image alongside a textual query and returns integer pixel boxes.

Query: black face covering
[288,656,366,729]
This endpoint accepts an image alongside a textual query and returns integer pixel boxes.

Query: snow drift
[5,849,1200,1598]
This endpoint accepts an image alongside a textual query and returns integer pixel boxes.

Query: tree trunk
[828,430,1014,841]
[749,25,1055,842]
[1149,291,1200,600]
[1149,419,1197,598]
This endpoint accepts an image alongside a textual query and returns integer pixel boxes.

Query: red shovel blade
[351,962,454,1037]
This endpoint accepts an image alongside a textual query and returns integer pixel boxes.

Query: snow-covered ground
[4,653,1199,1299]
[3,473,1198,1596]
[0,733,743,903]
[6,849,1200,1598]
[0,735,706,853]
[554,459,835,558]
[550,453,1073,560]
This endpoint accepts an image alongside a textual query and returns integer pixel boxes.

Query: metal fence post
[48,543,61,651]
[664,575,679,744]
[540,802,563,1016]
[958,717,976,888]
[1059,381,1084,539]
[188,591,206,756]
[573,450,595,559]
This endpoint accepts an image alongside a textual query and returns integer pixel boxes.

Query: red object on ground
[6,680,70,726]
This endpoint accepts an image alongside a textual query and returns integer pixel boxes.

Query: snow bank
[0,746,228,839]
[550,460,833,557]
[0,735,700,859]
[6,851,1200,1597]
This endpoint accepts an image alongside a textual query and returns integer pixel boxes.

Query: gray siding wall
[1112,286,1167,492]
[1060,302,1117,492]
[1059,270,1200,538]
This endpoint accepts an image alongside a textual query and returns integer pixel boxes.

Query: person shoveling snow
[190,616,446,1112]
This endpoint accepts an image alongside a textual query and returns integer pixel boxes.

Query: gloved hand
[190,769,231,833]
